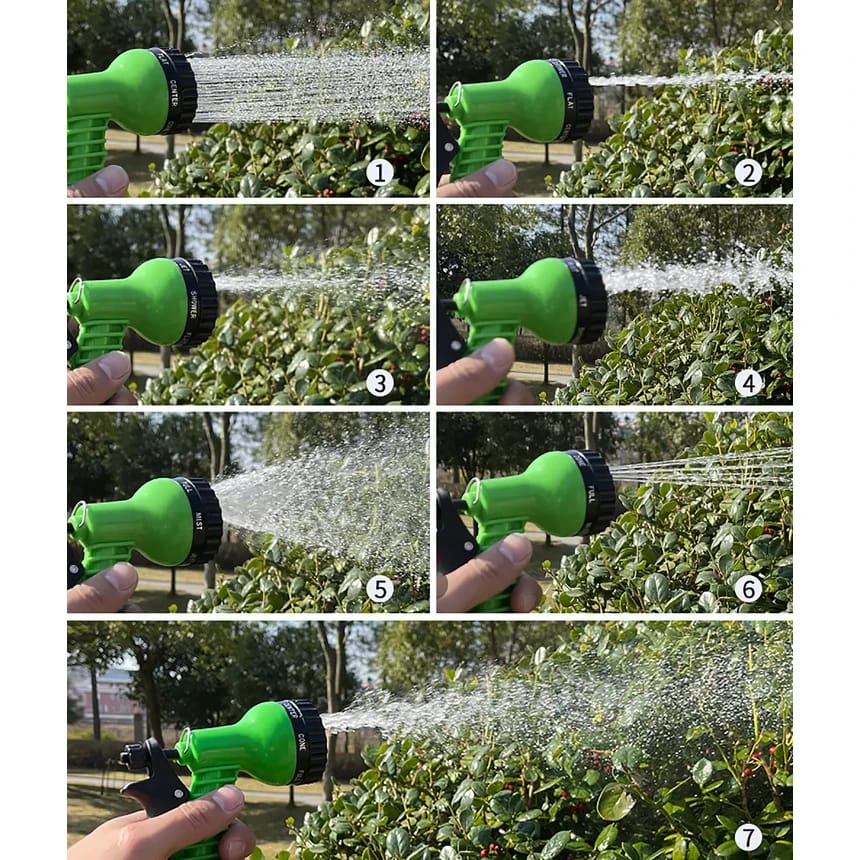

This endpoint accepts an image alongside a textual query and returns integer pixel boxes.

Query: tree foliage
[67,413,211,509]
[618,0,794,74]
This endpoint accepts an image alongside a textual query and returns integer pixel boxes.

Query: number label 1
[734,368,764,397]
[366,158,395,187]
[366,369,395,397]
[366,575,394,604]
[734,574,763,604]
[735,158,763,187]
[734,823,763,851]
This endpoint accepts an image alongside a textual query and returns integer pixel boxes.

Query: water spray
[67,477,223,587]
[67,257,218,368]
[437,59,593,182]
[67,48,197,185]
[610,448,793,490]
[120,699,327,860]
[437,257,607,404]
[437,450,616,612]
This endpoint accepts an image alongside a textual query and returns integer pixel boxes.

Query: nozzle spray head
[67,476,223,586]
[437,257,607,403]
[120,700,327,828]
[67,47,198,185]
[437,450,616,612]
[67,257,218,367]
[438,58,593,180]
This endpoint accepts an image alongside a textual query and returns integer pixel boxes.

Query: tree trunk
[90,664,101,740]
[317,622,349,801]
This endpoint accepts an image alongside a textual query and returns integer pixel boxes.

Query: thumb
[67,563,139,613]
[132,785,246,857]
[67,164,129,198]
[437,533,533,612]
[67,351,132,405]
[437,159,517,197]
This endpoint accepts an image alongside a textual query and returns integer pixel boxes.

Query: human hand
[68,784,256,859]
[437,533,541,612]
[67,563,140,613]
[67,164,130,198]
[437,159,517,198]
[67,351,137,406]
[436,338,534,405]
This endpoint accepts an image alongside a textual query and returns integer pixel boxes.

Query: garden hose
[437,59,593,181]
[119,700,327,860]
[437,450,616,612]
[437,257,607,404]
[67,257,218,368]
[66,477,223,586]
[67,47,197,185]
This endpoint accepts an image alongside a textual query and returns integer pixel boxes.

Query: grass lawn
[67,780,322,855]
[103,129,194,196]
[123,565,206,613]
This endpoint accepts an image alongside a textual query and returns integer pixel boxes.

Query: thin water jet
[589,71,792,88]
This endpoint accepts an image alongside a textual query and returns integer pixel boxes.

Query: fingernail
[96,351,130,381]
[472,338,513,373]
[483,159,517,191]
[212,785,244,813]
[498,534,532,564]
[103,563,138,595]
[223,836,252,857]
[93,164,128,196]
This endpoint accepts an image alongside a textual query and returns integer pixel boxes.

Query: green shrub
[290,622,792,859]
[552,286,792,406]
[190,536,428,614]
[552,29,792,198]
[141,211,430,406]
[545,414,793,613]
[151,119,430,198]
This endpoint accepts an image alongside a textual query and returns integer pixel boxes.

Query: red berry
[560,791,568,798]
[480,851,488,858]
[752,752,760,759]
[743,767,752,777]
[769,746,777,755]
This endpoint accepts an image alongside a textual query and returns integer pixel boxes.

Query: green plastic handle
[67,114,112,185]
[71,320,127,367]
[471,518,527,612]
[449,120,508,180]
[171,767,240,860]
[463,319,519,405]
[79,541,135,581]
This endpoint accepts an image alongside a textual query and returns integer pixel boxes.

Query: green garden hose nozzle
[437,450,616,612]
[438,59,593,181]
[120,699,328,860]
[67,257,218,368]
[67,47,197,185]
[66,476,223,586]
[437,257,607,404]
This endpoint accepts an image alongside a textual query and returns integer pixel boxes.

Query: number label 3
[366,369,395,397]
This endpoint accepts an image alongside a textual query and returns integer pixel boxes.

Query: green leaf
[594,824,619,850]
[597,783,636,821]
[385,826,411,857]
[541,830,571,858]
[691,758,713,787]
